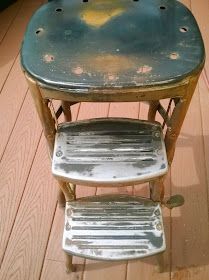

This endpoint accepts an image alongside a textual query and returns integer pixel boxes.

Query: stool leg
[148,101,159,121]
[156,252,164,273]
[58,189,66,208]
[149,178,165,202]
[62,101,72,122]
[65,252,76,273]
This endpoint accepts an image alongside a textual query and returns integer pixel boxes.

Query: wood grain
[0,55,28,159]
[170,0,209,279]
[170,80,209,280]
[0,0,43,92]
[0,136,58,280]
[0,94,42,266]
[0,0,23,43]
[1,0,209,279]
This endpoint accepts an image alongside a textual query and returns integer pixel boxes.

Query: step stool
[20,0,205,273]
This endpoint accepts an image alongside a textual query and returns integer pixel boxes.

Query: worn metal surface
[21,0,205,91]
[63,194,166,260]
[52,118,168,186]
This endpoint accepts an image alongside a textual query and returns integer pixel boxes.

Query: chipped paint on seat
[21,0,205,91]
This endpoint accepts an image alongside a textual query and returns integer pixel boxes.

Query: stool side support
[62,101,72,122]
[148,101,160,122]
[149,178,165,202]
[39,78,188,103]
[148,74,199,202]
[60,101,77,204]
[165,74,199,165]
[25,73,76,202]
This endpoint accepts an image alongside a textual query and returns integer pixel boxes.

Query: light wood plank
[0,0,24,43]
[0,55,28,159]
[170,86,209,278]
[41,259,82,280]
[0,93,42,265]
[199,76,209,196]
[0,0,43,92]
[0,136,58,280]
[170,0,209,279]
[191,0,209,80]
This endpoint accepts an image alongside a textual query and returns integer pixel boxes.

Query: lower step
[63,195,166,261]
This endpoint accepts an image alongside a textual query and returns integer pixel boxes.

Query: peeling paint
[72,66,84,75]
[137,65,153,74]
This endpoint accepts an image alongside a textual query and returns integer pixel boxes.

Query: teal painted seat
[21,0,204,91]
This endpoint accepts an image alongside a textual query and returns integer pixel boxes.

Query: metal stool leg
[148,101,160,121]
[156,252,164,273]
[58,190,66,208]
[65,252,76,273]
[149,178,165,202]
[62,100,72,122]
[26,75,76,204]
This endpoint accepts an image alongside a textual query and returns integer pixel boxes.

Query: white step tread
[63,195,166,261]
[52,118,168,186]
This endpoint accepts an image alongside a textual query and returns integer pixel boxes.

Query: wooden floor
[0,0,209,279]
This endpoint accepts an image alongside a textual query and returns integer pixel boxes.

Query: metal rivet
[154,209,160,216]
[156,149,162,155]
[156,222,162,231]
[154,132,160,138]
[67,208,72,217]
[65,222,71,231]
[56,150,63,157]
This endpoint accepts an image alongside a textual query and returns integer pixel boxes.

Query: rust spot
[43,54,54,63]
[80,0,127,28]
[170,52,179,60]
[72,66,84,75]
[137,65,152,74]
[107,74,119,81]
[84,54,135,73]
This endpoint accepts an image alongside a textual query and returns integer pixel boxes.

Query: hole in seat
[160,6,166,10]
[180,26,189,33]
[35,28,43,35]
[83,0,88,2]
[56,8,63,12]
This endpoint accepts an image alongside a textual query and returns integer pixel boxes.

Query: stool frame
[24,70,201,272]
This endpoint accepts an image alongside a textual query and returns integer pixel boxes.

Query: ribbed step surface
[63,195,166,260]
[52,118,168,186]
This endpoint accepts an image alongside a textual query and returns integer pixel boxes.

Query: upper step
[52,118,168,186]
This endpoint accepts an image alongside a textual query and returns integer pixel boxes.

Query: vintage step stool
[20,0,205,273]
